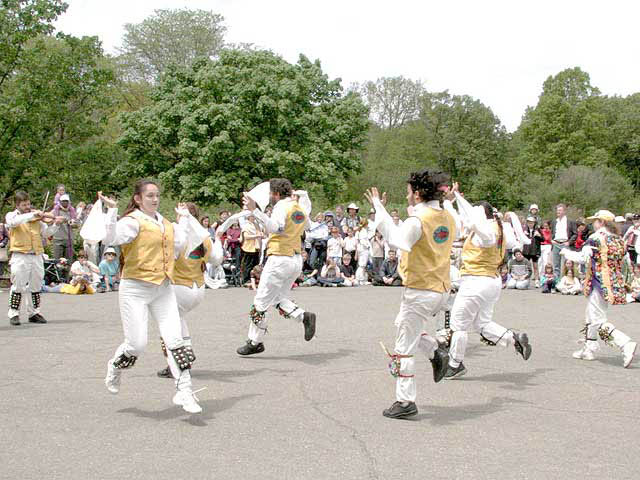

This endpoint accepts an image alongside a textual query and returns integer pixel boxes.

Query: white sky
[55,0,640,131]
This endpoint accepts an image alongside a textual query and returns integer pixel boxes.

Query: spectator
[522,216,542,287]
[327,226,343,263]
[557,260,582,295]
[98,247,119,293]
[53,184,66,206]
[528,204,541,225]
[0,221,8,277]
[200,216,215,238]
[500,264,509,289]
[540,263,557,294]
[225,221,242,267]
[338,252,357,286]
[374,249,403,286]
[370,231,385,274]
[70,250,100,287]
[240,214,262,284]
[626,264,640,302]
[538,220,552,275]
[551,203,577,277]
[506,248,532,290]
[323,210,337,229]
[248,264,263,290]
[622,213,634,237]
[51,194,78,260]
[212,210,230,232]
[623,214,640,265]
[355,221,371,285]
[297,250,318,286]
[345,203,361,231]
[307,212,329,268]
[366,208,377,239]
[318,257,344,287]
[42,277,95,295]
[334,205,346,234]
[343,227,358,268]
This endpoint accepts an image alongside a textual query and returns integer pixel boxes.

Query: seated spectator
[540,263,557,294]
[626,264,640,303]
[318,257,344,287]
[70,250,100,287]
[500,264,509,289]
[556,260,582,295]
[327,227,343,263]
[248,264,263,290]
[374,249,403,286]
[297,250,318,287]
[338,252,357,286]
[98,247,120,293]
[42,277,95,295]
[506,249,531,290]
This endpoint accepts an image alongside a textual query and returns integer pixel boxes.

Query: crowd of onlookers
[3,187,640,303]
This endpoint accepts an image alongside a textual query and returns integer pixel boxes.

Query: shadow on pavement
[192,367,294,382]
[414,396,530,425]
[0,318,90,331]
[451,367,553,391]
[247,348,355,366]
[117,393,260,427]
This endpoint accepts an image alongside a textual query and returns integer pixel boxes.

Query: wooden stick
[379,341,391,357]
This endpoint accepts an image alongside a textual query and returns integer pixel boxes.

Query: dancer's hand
[98,191,117,208]
[243,192,257,211]
[365,188,386,207]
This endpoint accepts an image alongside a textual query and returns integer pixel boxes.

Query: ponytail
[122,179,159,218]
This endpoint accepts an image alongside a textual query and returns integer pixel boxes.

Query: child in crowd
[70,250,100,287]
[249,264,263,291]
[42,276,95,295]
[326,227,343,264]
[500,264,509,289]
[506,249,532,289]
[540,263,557,293]
[626,264,640,303]
[53,184,66,206]
[318,257,344,287]
[296,250,318,287]
[556,260,582,295]
[98,247,120,293]
[343,227,358,268]
[339,252,357,287]
[538,220,553,275]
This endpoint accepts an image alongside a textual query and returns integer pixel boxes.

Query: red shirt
[541,228,552,245]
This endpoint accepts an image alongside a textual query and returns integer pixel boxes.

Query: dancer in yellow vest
[561,210,636,367]
[236,178,316,356]
[6,191,63,325]
[157,202,224,378]
[446,183,532,379]
[366,169,458,419]
[97,180,209,414]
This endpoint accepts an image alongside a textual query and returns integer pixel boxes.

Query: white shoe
[105,361,122,394]
[572,346,596,361]
[173,390,202,414]
[623,341,637,368]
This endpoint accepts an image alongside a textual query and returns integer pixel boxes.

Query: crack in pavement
[299,381,379,480]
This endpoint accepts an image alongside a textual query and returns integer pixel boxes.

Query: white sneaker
[173,390,202,414]
[105,361,122,394]
[572,346,596,361]
[623,341,637,368]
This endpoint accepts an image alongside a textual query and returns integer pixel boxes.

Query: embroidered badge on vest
[433,226,450,244]
[188,243,205,260]
[291,211,305,224]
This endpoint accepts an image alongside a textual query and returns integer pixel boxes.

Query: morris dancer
[562,210,636,367]
[98,180,209,414]
[366,169,456,419]
[6,191,62,325]
[156,202,224,378]
[446,184,532,379]
[236,178,316,356]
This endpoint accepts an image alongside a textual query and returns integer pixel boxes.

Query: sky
[54,0,640,131]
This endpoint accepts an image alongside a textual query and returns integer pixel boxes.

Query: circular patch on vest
[291,210,305,224]
[433,226,450,244]
[188,244,205,260]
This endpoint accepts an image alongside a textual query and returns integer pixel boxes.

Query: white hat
[526,216,536,222]
[614,215,625,223]
[347,202,359,211]
[60,194,70,201]
[104,247,116,255]
[246,181,271,211]
[586,210,615,223]
[529,204,539,211]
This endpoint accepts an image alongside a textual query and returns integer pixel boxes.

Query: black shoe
[10,315,20,326]
[236,340,265,356]
[444,362,467,379]
[157,366,172,378]
[513,332,532,360]
[382,401,418,419]
[28,313,47,324]
[302,312,316,341]
[430,347,449,383]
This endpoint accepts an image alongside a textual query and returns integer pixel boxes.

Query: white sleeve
[454,192,496,244]
[216,211,253,235]
[209,238,224,267]
[42,221,60,238]
[173,211,210,258]
[103,209,139,246]
[443,200,462,239]
[372,198,422,252]
[293,190,312,217]
[561,245,593,265]
[6,211,38,228]
[503,224,520,250]
[253,204,287,235]
[506,213,530,246]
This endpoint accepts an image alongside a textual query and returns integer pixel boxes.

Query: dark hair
[185,202,199,219]
[200,215,210,226]
[603,220,620,236]
[15,190,29,205]
[122,179,159,217]
[478,200,504,253]
[407,169,450,206]
[270,178,292,197]
[76,250,87,258]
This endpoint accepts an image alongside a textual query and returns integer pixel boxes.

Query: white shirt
[252,193,312,236]
[327,236,343,258]
[554,216,568,241]
[5,210,60,245]
[343,236,358,252]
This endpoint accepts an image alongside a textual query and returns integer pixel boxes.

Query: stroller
[222,253,243,287]
[44,258,67,285]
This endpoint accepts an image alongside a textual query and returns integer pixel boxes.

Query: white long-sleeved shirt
[252,195,311,235]
[561,228,606,265]
[5,210,60,240]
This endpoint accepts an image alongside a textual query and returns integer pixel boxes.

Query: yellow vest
[9,216,43,254]
[397,207,456,292]
[173,237,212,288]
[241,223,258,253]
[121,212,175,285]
[460,223,504,277]
[267,200,306,256]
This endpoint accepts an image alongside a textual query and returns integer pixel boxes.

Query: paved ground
[1,285,639,480]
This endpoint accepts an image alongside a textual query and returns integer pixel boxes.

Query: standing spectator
[200,216,215,238]
[528,204,541,225]
[327,227,343,263]
[374,249,402,286]
[538,220,553,275]
[557,260,582,295]
[240,215,262,284]
[355,221,371,285]
[623,214,640,264]
[540,264,557,294]
[318,257,344,287]
[0,221,8,277]
[338,252,357,286]
[522,216,541,287]
[345,203,361,231]
[323,210,337,229]
[334,205,346,233]
[551,204,577,277]
[98,247,120,292]
[506,249,532,290]
[225,222,242,267]
[307,212,329,268]
[343,227,358,268]
[366,208,377,239]
[51,194,77,260]
[370,231,385,276]
[622,213,634,237]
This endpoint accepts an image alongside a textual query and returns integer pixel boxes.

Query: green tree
[117,8,226,82]
[360,76,425,129]
[118,49,370,206]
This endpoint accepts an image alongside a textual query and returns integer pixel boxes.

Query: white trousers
[173,283,205,342]
[583,290,632,352]
[449,275,513,367]
[249,254,305,344]
[8,253,44,318]
[539,244,552,272]
[393,288,446,402]
[111,278,191,390]
[355,250,369,283]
